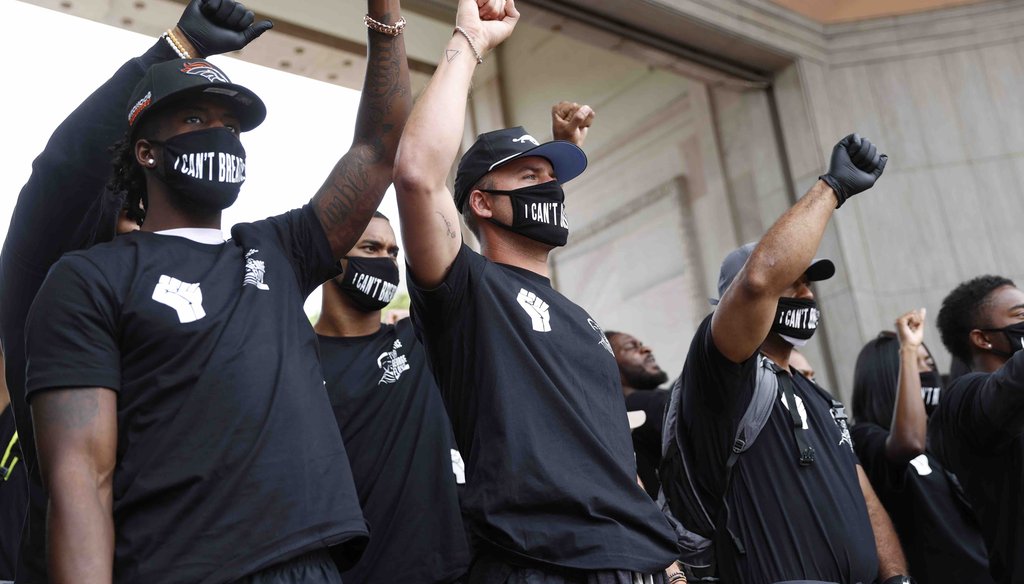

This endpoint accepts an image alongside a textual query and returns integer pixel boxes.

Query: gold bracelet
[453,26,483,64]
[162,29,192,59]
[363,14,406,36]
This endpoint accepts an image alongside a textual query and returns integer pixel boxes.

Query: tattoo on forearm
[437,211,458,239]
[35,390,100,430]
[315,7,411,250]
[445,49,461,63]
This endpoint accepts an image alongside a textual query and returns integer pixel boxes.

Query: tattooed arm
[393,0,518,288]
[32,388,118,584]
[312,0,411,260]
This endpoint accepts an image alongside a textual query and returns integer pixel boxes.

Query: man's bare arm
[392,0,519,288]
[32,388,118,584]
[857,465,907,580]
[312,0,411,260]
[712,135,886,363]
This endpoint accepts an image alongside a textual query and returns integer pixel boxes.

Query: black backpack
[657,354,851,582]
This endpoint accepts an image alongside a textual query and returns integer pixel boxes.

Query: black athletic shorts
[467,553,667,584]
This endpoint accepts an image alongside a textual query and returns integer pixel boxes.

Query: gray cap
[709,242,835,305]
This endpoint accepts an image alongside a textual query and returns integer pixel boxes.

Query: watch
[881,576,915,584]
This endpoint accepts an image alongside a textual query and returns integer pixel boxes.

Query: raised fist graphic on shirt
[152,275,207,324]
[516,288,551,332]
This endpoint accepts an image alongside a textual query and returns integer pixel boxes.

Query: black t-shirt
[625,389,670,500]
[319,319,470,584]
[929,351,1024,584]
[0,40,179,584]
[851,423,992,584]
[409,245,677,573]
[678,314,877,584]
[0,404,27,580]
[25,206,367,584]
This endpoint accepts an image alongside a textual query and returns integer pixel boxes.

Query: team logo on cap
[128,91,152,126]
[181,61,230,83]
[512,134,539,146]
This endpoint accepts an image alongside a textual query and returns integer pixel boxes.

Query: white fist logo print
[517,288,551,332]
[152,275,206,323]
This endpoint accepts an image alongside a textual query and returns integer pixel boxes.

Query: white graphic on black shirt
[243,249,270,290]
[831,407,854,452]
[451,449,466,485]
[377,339,411,385]
[516,288,551,332]
[779,393,809,429]
[909,454,933,476]
[152,275,206,323]
[587,318,615,356]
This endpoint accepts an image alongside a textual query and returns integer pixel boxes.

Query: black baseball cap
[453,126,588,213]
[709,242,835,305]
[126,59,266,135]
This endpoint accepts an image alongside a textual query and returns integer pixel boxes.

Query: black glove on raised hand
[177,0,273,58]
[819,133,887,208]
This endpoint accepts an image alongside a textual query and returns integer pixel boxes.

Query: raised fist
[895,308,926,349]
[819,133,887,208]
[456,0,520,55]
[177,0,273,58]
[552,101,595,148]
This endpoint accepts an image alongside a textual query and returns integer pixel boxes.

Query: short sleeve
[408,244,478,336]
[232,204,339,297]
[684,314,757,414]
[25,256,121,397]
[851,422,905,493]
[938,364,1024,451]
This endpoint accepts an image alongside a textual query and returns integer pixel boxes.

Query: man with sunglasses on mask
[931,276,1024,583]
[22,0,411,581]
[392,1,678,581]
[668,135,911,584]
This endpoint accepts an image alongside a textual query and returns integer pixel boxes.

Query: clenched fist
[819,133,887,208]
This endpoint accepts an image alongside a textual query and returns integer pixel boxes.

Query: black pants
[467,553,667,584]
[234,550,342,584]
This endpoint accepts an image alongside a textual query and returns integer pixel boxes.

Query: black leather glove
[819,133,887,208]
[177,0,273,58]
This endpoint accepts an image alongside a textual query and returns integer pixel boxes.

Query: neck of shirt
[154,227,225,245]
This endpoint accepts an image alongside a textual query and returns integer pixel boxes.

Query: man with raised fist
[20,0,411,581]
[392,1,678,581]
[0,1,271,581]
[664,135,912,584]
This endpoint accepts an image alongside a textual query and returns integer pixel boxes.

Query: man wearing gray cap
[664,135,912,584]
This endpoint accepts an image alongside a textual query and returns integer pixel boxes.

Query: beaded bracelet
[363,14,407,36]
[453,26,483,64]
[667,572,687,584]
[162,29,192,59]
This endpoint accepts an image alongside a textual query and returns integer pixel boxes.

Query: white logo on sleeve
[451,449,466,484]
[243,249,270,290]
[516,288,551,332]
[909,454,933,476]
[152,275,206,323]
[588,318,615,356]
[376,339,411,385]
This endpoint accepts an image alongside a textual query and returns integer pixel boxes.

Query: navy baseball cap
[709,242,835,305]
[126,59,266,135]
[454,126,588,213]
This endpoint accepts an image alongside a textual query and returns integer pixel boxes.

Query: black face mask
[337,256,400,312]
[919,370,942,417]
[983,321,1024,359]
[149,127,246,212]
[483,181,568,247]
[771,297,820,346]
